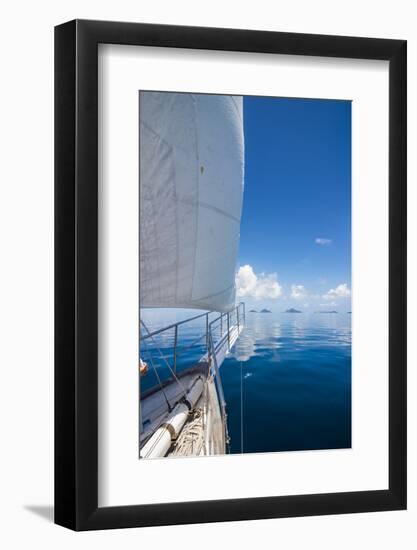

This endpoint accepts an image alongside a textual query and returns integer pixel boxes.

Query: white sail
[140,92,244,313]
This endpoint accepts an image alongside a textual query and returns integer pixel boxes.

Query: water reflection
[230,311,351,364]
[223,311,352,454]
[140,308,352,454]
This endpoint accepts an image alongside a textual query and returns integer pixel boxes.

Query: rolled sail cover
[140,92,244,313]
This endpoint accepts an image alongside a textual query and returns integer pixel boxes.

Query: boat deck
[140,305,245,457]
[140,364,208,446]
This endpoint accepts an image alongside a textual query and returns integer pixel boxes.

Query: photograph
[139,90,352,459]
[0,1,408,539]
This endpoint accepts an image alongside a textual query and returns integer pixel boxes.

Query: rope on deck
[170,408,204,456]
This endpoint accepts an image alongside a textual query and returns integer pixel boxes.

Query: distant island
[347,311,352,314]
[260,308,272,313]
[285,308,302,313]
[249,309,258,313]
[316,310,338,314]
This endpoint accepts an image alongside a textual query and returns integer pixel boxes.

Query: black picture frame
[55,19,407,531]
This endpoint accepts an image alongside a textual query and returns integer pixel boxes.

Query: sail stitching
[177,197,240,224]
[191,94,201,307]
[194,283,235,304]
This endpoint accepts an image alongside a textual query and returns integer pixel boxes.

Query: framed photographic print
[55,20,406,530]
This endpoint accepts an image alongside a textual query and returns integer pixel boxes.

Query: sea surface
[140,309,351,454]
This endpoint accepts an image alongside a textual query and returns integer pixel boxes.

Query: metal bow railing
[140,302,245,376]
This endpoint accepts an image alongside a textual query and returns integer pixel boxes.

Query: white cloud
[291,284,307,299]
[322,283,351,300]
[236,265,282,300]
[315,238,332,245]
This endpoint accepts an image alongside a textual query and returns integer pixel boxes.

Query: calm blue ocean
[140,309,351,454]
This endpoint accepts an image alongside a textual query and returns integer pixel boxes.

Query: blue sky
[236,96,351,311]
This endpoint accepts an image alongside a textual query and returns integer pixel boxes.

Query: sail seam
[194,283,235,303]
[176,196,240,224]
[191,94,200,307]
[198,200,240,224]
